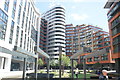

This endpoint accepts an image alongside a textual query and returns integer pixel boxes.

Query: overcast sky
[35,0,109,32]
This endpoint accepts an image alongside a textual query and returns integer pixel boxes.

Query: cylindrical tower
[43,6,66,60]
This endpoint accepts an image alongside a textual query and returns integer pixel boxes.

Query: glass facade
[0,0,42,72]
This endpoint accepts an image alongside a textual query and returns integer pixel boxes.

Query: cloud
[71,13,89,21]
[73,0,84,2]
[71,6,76,9]
[48,0,61,8]
[48,3,56,8]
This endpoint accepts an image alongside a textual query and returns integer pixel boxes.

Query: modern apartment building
[65,24,75,57]
[42,6,66,60]
[39,18,47,53]
[104,0,120,73]
[66,24,115,67]
[39,18,48,63]
[0,0,44,73]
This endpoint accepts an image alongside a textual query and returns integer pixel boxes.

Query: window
[30,8,32,20]
[113,35,120,45]
[104,42,110,46]
[12,9,15,19]
[94,56,99,61]
[80,56,84,62]
[9,21,14,44]
[101,54,108,61]
[27,37,29,51]
[32,41,34,53]
[112,28,117,36]
[20,0,23,6]
[24,0,27,11]
[87,58,92,62]
[104,37,110,41]
[32,12,34,23]
[0,9,8,40]
[0,30,4,40]
[0,20,7,40]
[12,0,17,19]
[48,30,65,34]
[30,39,31,52]
[48,38,64,42]
[20,30,23,47]
[21,12,25,28]
[28,21,30,35]
[111,16,120,29]
[15,26,19,45]
[0,9,8,23]
[25,17,28,32]
[113,44,120,53]
[17,5,21,24]
[31,26,37,42]
[34,15,36,26]
[4,0,9,12]
[24,34,26,49]
[27,2,30,15]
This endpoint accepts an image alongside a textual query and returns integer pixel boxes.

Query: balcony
[94,57,100,61]
[107,2,120,21]
[113,35,120,45]
[111,16,120,29]
[87,58,92,62]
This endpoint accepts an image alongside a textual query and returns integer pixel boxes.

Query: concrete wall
[0,52,12,72]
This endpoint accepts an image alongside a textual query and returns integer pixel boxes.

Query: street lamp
[83,56,86,80]
[59,46,62,79]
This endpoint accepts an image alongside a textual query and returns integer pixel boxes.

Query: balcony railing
[111,17,120,29]
[107,2,120,21]
[113,35,120,45]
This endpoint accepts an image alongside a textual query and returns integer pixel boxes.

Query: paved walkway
[0,70,34,80]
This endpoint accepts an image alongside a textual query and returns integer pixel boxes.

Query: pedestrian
[97,70,101,75]
[99,73,105,80]
[75,68,79,78]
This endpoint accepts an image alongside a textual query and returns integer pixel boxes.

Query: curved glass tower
[43,6,66,60]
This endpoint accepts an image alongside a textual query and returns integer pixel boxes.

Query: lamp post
[83,56,86,80]
[47,58,50,79]
[34,58,38,80]
[59,46,62,79]
[22,58,26,80]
